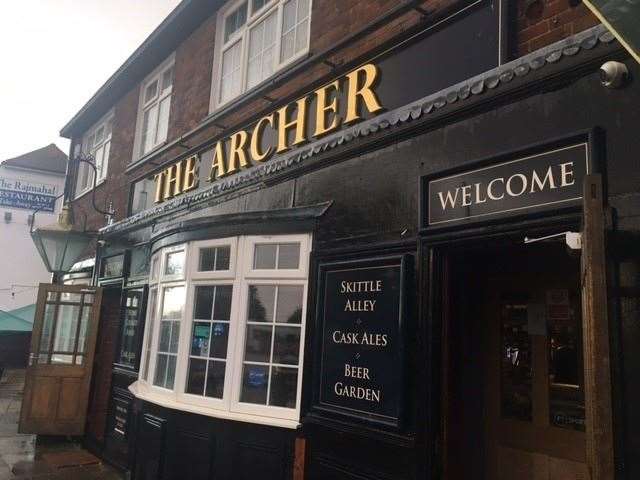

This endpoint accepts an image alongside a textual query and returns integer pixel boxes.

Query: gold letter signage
[153,64,383,204]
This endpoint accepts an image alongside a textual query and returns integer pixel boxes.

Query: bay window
[75,111,113,197]
[212,0,312,109]
[137,234,311,426]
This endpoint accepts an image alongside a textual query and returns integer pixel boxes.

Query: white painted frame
[75,109,114,199]
[209,0,313,112]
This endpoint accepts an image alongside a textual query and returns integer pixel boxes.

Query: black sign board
[424,143,589,227]
[313,256,408,427]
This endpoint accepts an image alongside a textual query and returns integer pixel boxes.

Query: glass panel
[51,354,73,365]
[161,286,185,320]
[247,12,277,89]
[216,246,230,270]
[210,323,229,358]
[37,353,48,364]
[161,66,174,93]
[205,360,226,398]
[224,2,248,42]
[186,358,207,395]
[144,79,158,103]
[272,326,300,365]
[39,304,56,352]
[220,41,243,102]
[119,296,140,367]
[248,285,275,322]
[254,244,277,269]
[60,292,81,303]
[53,304,80,352]
[240,364,269,404]
[199,248,217,272]
[47,292,58,302]
[269,366,298,408]
[83,294,94,305]
[548,289,585,431]
[141,104,159,155]
[75,355,84,365]
[252,0,268,13]
[143,289,157,381]
[166,356,176,388]
[500,303,532,421]
[195,286,214,320]
[77,307,90,354]
[244,325,272,362]
[275,286,303,324]
[169,322,180,353]
[295,19,308,53]
[213,285,232,320]
[154,353,167,386]
[101,255,124,278]
[191,322,211,357]
[277,243,300,269]
[156,96,171,144]
[159,322,171,351]
[164,250,185,277]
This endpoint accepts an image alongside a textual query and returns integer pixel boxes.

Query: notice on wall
[315,256,407,427]
[0,177,58,212]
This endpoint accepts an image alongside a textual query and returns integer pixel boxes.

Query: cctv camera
[599,61,628,89]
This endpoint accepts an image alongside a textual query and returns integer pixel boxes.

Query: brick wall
[68,0,602,234]
[516,0,599,56]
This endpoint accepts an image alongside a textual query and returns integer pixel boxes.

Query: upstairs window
[213,0,312,108]
[134,54,175,161]
[75,112,113,197]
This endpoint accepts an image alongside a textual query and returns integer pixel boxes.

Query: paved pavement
[0,369,124,480]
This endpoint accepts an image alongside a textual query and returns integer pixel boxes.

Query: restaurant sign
[313,256,409,427]
[424,143,589,227]
[0,177,58,212]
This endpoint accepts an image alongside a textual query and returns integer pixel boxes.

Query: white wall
[0,165,65,311]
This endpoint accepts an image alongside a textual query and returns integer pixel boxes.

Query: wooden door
[484,266,588,479]
[19,283,103,435]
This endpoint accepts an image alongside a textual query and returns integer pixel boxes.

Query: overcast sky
[0,0,182,161]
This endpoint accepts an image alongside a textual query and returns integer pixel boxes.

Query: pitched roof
[1,144,68,175]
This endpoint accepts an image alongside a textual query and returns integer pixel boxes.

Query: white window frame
[210,0,313,112]
[75,110,114,198]
[132,53,175,163]
[134,233,312,427]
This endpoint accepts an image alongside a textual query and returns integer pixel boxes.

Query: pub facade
[22,0,640,479]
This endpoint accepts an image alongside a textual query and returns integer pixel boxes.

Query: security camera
[599,61,628,89]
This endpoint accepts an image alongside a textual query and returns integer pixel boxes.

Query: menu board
[314,256,407,427]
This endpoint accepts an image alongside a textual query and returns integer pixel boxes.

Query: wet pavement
[0,369,124,480]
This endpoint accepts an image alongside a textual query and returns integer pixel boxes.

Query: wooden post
[581,174,615,480]
[293,437,306,480]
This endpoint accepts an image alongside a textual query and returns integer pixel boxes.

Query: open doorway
[442,240,588,480]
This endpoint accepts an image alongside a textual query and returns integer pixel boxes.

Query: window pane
[51,354,73,365]
[281,0,309,62]
[154,353,167,386]
[143,288,157,381]
[220,41,242,102]
[210,323,229,358]
[77,307,90,354]
[156,96,171,145]
[191,322,211,357]
[100,141,110,180]
[295,20,308,56]
[166,355,177,389]
[162,286,185,320]
[39,304,56,352]
[269,367,298,408]
[244,325,272,362]
[501,304,532,421]
[213,285,233,320]
[247,12,277,89]
[169,321,180,353]
[248,285,275,322]
[282,0,296,32]
[141,104,159,155]
[275,286,303,324]
[273,326,300,365]
[224,2,248,42]
[252,0,267,13]
[195,286,214,320]
[144,79,158,103]
[53,304,80,352]
[186,358,207,395]
[161,66,174,93]
[205,360,226,398]
[216,246,230,270]
[199,248,216,271]
[165,250,185,276]
[240,364,269,404]
[94,126,104,145]
[277,243,300,269]
[104,118,113,139]
[159,322,171,351]
[254,244,277,269]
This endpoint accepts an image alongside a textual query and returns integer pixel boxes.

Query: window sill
[129,380,300,430]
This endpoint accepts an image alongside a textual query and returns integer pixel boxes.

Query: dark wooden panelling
[134,414,166,480]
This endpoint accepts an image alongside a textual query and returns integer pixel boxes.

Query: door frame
[420,208,617,479]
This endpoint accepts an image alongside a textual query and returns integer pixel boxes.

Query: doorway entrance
[442,241,588,480]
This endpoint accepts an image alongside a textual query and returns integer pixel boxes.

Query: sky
[0,0,182,161]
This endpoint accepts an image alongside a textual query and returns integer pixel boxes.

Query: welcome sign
[425,143,589,227]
